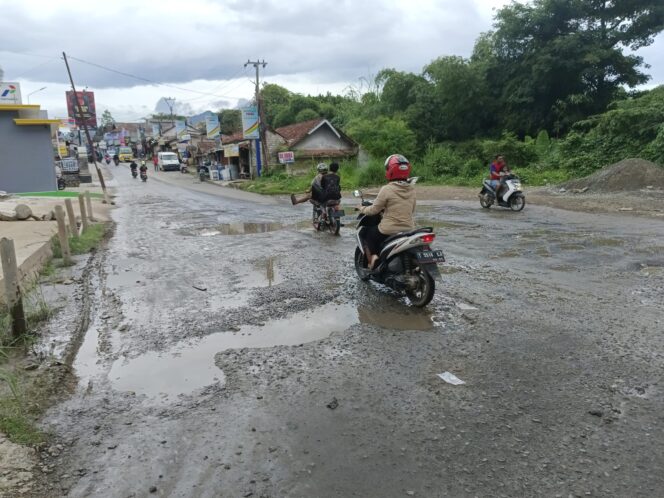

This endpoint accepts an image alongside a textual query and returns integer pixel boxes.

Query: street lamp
[27,86,47,104]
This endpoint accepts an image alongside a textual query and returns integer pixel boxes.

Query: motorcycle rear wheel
[405,268,435,307]
[354,247,370,281]
[510,194,525,212]
[327,209,341,235]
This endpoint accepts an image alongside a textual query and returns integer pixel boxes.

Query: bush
[357,160,385,187]
[418,143,463,179]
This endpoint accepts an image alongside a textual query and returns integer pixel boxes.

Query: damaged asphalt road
[32,168,664,497]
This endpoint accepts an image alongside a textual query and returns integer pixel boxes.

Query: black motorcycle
[140,171,148,182]
[312,200,344,235]
[353,183,444,307]
[57,177,66,190]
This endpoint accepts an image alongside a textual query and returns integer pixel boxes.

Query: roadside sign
[241,106,260,139]
[278,151,295,164]
[0,82,22,105]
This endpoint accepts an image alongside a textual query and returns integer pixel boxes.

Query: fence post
[85,191,97,222]
[54,205,72,265]
[0,238,27,338]
[64,198,78,238]
[78,194,89,234]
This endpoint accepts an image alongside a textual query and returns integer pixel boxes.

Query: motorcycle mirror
[353,190,362,198]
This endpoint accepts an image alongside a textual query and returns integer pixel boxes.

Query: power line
[67,55,247,99]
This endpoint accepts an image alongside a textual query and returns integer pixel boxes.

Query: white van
[158,152,180,171]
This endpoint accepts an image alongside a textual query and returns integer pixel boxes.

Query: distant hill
[188,111,215,126]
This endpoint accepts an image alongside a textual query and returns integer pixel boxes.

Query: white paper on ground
[437,372,466,385]
[456,302,478,310]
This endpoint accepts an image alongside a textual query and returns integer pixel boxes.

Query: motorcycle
[140,171,148,182]
[353,182,444,307]
[312,199,344,235]
[180,163,188,174]
[131,168,138,179]
[105,156,111,165]
[113,157,120,166]
[57,177,66,190]
[479,174,525,211]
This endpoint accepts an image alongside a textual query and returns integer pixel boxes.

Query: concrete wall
[295,126,348,151]
[0,111,56,193]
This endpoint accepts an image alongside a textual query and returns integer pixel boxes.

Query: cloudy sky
[1,0,663,122]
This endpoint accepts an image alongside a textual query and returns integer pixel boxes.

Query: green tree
[295,108,320,122]
[100,109,115,131]
[260,83,292,127]
[484,0,664,135]
[347,116,417,159]
[218,109,242,135]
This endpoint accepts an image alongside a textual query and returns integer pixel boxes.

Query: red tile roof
[275,118,323,144]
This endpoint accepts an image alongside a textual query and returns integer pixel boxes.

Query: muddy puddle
[178,222,286,237]
[107,302,436,401]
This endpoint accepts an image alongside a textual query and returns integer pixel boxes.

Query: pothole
[107,302,436,401]
[177,222,286,237]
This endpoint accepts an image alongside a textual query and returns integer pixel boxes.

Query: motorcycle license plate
[415,249,445,263]
[332,210,345,218]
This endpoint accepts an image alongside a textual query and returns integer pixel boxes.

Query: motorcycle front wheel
[354,247,370,281]
[479,194,492,209]
[510,194,526,212]
[406,267,435,307]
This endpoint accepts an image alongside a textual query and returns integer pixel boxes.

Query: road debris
[437,372,465,385]
[326,397,339,409]
[192,285,208,291]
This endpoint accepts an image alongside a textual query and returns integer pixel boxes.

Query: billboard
[0,82,22,105]
[152,124,160,137]
[241,106,260,139]
[66,90,97,127]
[206,113,220,139]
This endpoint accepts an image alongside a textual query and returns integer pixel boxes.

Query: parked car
[158,152,181,171]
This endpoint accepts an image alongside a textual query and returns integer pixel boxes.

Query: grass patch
[17,191,104,199]
[52,222,108,258]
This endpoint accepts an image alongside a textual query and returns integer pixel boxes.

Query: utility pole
[244,59,269,175]
[62,52,110,204]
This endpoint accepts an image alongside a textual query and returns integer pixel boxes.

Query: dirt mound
[564,158,664,192]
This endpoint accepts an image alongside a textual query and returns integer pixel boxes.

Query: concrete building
[0,104,60,193]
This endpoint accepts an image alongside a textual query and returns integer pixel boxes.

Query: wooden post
[54,205,72,265]
[78,194,89,234]
[64,198,78,237]
[85,191,97,222]
[0,238,27,338]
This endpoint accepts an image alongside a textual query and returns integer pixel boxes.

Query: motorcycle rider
[358,154,416,270]
[321,162,342,204]
[308,163,328,204]
[130,160,138,177]
[489,155,510,200]
[139,160,148,177]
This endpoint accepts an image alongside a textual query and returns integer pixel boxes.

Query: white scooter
[479,174,526,211]
[353,181,444,307]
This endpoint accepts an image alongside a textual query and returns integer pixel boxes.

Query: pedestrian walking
[153,153,159,172]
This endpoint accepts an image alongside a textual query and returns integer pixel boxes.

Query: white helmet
[317,163,328,173]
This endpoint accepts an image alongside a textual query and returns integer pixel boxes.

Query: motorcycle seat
[382,227,433,246]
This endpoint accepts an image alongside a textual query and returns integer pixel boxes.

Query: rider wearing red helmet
[358,154,416,269]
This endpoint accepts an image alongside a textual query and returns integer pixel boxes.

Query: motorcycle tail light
[420,234,435,243]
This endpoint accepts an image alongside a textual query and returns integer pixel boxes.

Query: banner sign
[175,120,187,139]
[241,106,260,139]
[278,151,295,164]
[0,82,22,105]
[152,124,160,137]
[223,144,240,157]
[66,90,97,127]
[206,114,220,139]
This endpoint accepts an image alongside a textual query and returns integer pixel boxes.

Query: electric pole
[244,59,269,175]
[62,51,110,204]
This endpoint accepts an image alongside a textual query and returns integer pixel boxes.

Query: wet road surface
[40,165,663,497]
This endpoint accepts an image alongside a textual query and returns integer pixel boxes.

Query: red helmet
[385,154,411,181]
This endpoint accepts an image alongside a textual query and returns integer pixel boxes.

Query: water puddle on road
[179,222,286,237]
[108,302,435,401]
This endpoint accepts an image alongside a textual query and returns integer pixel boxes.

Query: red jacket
[490,161,506,180]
